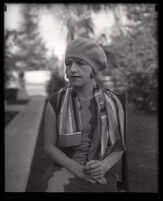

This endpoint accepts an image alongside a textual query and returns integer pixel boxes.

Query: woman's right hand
[72,164,96,184]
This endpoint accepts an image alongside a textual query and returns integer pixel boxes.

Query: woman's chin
[69,80,83,87]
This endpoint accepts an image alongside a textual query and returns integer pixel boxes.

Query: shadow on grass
[6,99,30,105]
[5,99,30,127]
[5,111,19,128]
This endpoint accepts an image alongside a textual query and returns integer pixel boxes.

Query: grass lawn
[127,105,158,192]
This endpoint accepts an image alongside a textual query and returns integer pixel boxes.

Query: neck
[74,80,96,99]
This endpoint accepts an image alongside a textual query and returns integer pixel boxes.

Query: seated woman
[42,38,126,192]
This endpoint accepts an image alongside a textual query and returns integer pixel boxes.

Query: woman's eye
[76,61,86,65]
[65,61,72,67]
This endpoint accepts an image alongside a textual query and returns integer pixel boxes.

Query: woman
[42,38,125,192]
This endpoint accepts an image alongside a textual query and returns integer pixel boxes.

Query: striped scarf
[57,84,125,158]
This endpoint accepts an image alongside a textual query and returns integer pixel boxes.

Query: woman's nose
[70,62,78,73]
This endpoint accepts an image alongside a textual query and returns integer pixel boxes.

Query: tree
[39,4,95,43]
[4,29,23,85]
[13,4,48,71]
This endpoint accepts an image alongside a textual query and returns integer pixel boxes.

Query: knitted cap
[65,38,107,73]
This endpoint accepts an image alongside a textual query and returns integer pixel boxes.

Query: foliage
[4,4,49,84]
[105,4,158,112]
[42,4,95,42]
[5,4,158,112]
[15,5,48,71]
[43,4,158,112]
[4,29,22,85]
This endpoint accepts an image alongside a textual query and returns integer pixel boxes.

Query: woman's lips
[69,76,81,82]
[70,76,81,78]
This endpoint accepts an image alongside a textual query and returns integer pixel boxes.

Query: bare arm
[44,102,95,183]
[102,150,124,171]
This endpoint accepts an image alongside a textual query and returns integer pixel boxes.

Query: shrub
[103,30,158,112]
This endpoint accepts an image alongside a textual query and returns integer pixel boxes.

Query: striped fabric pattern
[57,84,125,158]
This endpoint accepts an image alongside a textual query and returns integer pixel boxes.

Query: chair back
[115,92,129,192]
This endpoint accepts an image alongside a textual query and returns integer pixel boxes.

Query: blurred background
[4,3,158,192]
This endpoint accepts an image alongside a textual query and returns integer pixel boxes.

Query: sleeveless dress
[35,94,122,192]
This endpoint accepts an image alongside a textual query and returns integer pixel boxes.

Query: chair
[115,92,129,192]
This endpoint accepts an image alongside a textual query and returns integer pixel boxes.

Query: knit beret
[65,38,108,73]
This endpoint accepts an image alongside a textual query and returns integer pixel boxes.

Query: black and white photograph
[4,3,158,194]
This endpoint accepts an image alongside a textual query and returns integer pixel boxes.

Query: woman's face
[65,57,94,87]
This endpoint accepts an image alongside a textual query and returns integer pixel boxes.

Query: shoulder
[103,87,126,97]
[103,87,117,97]
[48,87,68,113]
[49,86,67,101]
[103,87,125,105]
[103,88,127,113]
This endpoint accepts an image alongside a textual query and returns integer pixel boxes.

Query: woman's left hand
[84,160,108,180]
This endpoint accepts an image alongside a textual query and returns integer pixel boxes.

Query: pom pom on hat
[65,38,108,73]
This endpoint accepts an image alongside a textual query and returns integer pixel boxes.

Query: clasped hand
[83,160,108,184]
